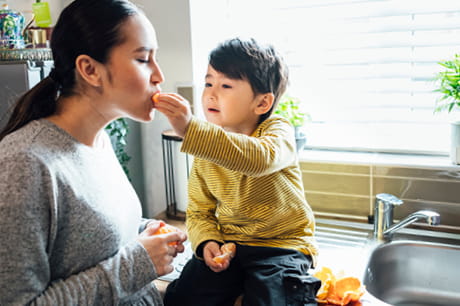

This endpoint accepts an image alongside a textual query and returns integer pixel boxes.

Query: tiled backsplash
[300,160,460,232]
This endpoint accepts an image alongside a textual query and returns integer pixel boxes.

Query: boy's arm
[181,116,297,177]
[186,162,224,255]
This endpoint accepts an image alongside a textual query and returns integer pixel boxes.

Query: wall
[136,0,194,218]
[301,158,460,232]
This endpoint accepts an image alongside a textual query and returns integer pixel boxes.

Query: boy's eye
[222,84,232,89]
[205,82,212,87]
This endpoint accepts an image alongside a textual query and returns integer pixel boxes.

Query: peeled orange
[212,242,236,264]
[152,222,178,246]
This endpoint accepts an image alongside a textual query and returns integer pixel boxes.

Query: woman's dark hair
[0,0,140,141]
[209,37,289,124]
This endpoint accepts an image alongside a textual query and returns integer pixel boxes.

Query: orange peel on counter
[314,267,365,306]
[212,242,236,264]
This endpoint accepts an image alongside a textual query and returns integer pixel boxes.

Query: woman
[0,0,186,305]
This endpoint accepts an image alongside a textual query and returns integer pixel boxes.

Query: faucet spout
[383,210,441,238]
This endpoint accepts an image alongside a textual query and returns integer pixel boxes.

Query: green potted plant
[433,53,460,164]
[274,95,311,151]
[105,118,131,179]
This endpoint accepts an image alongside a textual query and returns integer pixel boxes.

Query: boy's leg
[239,246,320,306]
[163,255,243,306]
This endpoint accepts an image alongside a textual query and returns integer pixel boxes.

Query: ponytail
[0,75,59,141]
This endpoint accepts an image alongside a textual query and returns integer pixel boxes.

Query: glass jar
[0,3,25,49]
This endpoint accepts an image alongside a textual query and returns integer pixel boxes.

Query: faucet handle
[376,193,403,206]
[374,193,403,239]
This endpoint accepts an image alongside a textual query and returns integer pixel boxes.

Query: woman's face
[101,13,164,122]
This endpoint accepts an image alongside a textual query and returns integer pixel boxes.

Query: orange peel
[314,267,365,306]
[314,266,336,302]
[212,242,236,264]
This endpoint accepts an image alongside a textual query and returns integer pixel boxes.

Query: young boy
[155,38,320,306]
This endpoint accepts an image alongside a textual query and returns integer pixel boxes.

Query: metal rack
[161,130,190,220]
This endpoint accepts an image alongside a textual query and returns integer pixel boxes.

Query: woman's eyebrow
[133,46,153,53]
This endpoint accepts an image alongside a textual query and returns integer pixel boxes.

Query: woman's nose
[151,64,165,85]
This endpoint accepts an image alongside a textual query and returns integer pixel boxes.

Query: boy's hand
[203,241,234,273]
[153,93,192,138]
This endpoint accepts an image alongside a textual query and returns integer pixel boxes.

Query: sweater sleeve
[0,153,157,305]
[185,161,224,254]
[181,116,297,177]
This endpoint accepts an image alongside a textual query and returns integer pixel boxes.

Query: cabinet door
[0,62,41,131]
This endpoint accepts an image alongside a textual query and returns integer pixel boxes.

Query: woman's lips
[208,108,219,113]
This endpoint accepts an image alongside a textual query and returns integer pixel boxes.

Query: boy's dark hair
[209,38,289,123]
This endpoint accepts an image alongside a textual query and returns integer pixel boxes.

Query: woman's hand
[138,221,187,276]
[203,241,231,273]
[153,93,192,138]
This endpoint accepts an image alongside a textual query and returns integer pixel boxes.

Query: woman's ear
[74,54,103,87]
[255,93,275,115]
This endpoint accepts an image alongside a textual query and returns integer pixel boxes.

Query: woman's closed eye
[137,58,149,64]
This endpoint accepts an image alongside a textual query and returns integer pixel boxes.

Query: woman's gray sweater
[0,120,162,305]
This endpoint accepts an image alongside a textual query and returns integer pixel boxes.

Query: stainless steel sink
[363,241,460,306]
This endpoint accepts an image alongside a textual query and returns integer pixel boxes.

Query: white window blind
[189,0,460,154]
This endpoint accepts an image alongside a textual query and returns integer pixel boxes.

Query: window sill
[299,149,460,171]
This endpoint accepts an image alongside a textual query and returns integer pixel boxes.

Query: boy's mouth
[208,108,220,113]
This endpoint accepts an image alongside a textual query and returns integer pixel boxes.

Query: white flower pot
[450,121,460,165]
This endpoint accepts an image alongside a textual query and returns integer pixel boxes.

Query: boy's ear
[255,93,275,115]
[74,54,103,87]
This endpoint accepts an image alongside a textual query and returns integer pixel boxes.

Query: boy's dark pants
[163,244,320,306]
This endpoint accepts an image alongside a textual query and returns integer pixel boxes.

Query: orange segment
[152,93,160,104]
[220,242,236,255]
[212,242,236,264]
[213,253,231,264]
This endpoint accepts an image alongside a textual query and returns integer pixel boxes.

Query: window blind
[190,0,460,154]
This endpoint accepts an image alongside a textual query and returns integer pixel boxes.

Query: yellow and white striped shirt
[181,115,318,266]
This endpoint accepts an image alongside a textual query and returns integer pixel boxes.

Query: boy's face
[202,65,265,135]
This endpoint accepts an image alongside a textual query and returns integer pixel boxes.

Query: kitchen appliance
[0,59,52,131]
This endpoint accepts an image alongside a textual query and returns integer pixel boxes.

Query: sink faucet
[373,193,441,240]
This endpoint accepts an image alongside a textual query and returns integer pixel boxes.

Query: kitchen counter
[154,214,458,305]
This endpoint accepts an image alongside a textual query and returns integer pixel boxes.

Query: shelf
[0,48,52,62]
